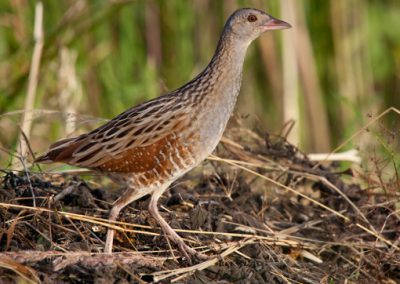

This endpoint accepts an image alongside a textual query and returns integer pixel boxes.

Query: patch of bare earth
[1,127,399,283]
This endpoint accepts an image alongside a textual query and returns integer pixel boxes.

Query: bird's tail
[35,136,86,164]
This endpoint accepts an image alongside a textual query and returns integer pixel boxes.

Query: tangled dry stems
[0,109,399,283]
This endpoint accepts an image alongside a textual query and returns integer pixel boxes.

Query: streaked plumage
[36,8,290,261]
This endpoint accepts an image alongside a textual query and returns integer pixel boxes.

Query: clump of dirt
[0,128,399,283]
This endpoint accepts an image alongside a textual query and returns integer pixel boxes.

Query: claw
[149,191,213,262]
[175,239,210,263]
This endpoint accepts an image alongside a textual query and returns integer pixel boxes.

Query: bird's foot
[175,238,211,262]
[148,197,211,262]
[162,225,210,263]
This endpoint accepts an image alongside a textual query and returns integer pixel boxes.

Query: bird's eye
[247,14,257,22]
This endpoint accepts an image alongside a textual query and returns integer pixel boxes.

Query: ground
[0,127,399,283]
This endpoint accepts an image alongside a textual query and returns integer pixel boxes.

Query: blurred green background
[0,0,399,168]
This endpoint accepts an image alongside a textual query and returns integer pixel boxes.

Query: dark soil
[1,129,399,283]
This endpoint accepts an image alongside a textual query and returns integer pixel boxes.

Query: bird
[35,8,290,261]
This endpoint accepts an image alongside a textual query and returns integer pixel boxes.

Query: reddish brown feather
[96,133,187,175]
[35,137,86,163]
[96,140,163,173]
[54,141,85,162]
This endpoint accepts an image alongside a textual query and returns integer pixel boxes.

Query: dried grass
[0,108,399,283]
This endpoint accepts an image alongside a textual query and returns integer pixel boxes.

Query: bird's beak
[264,17,291,31]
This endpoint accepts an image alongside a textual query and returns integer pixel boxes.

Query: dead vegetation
[1,114,400,283]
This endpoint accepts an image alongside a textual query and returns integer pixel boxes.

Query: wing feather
[35,94,192,170]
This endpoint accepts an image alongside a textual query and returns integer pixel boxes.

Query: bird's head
[225,8,291,44]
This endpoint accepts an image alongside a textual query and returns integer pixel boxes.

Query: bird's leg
[104,202,124,254]
[148,189,210,261]
[104,187,148,253]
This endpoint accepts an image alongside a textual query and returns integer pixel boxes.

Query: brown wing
[96,132,182,173]
[35,94,192,172]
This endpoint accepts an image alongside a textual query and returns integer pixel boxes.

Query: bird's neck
[175,30,251,110]
[208,32,250,83]
[197,31,250,116]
